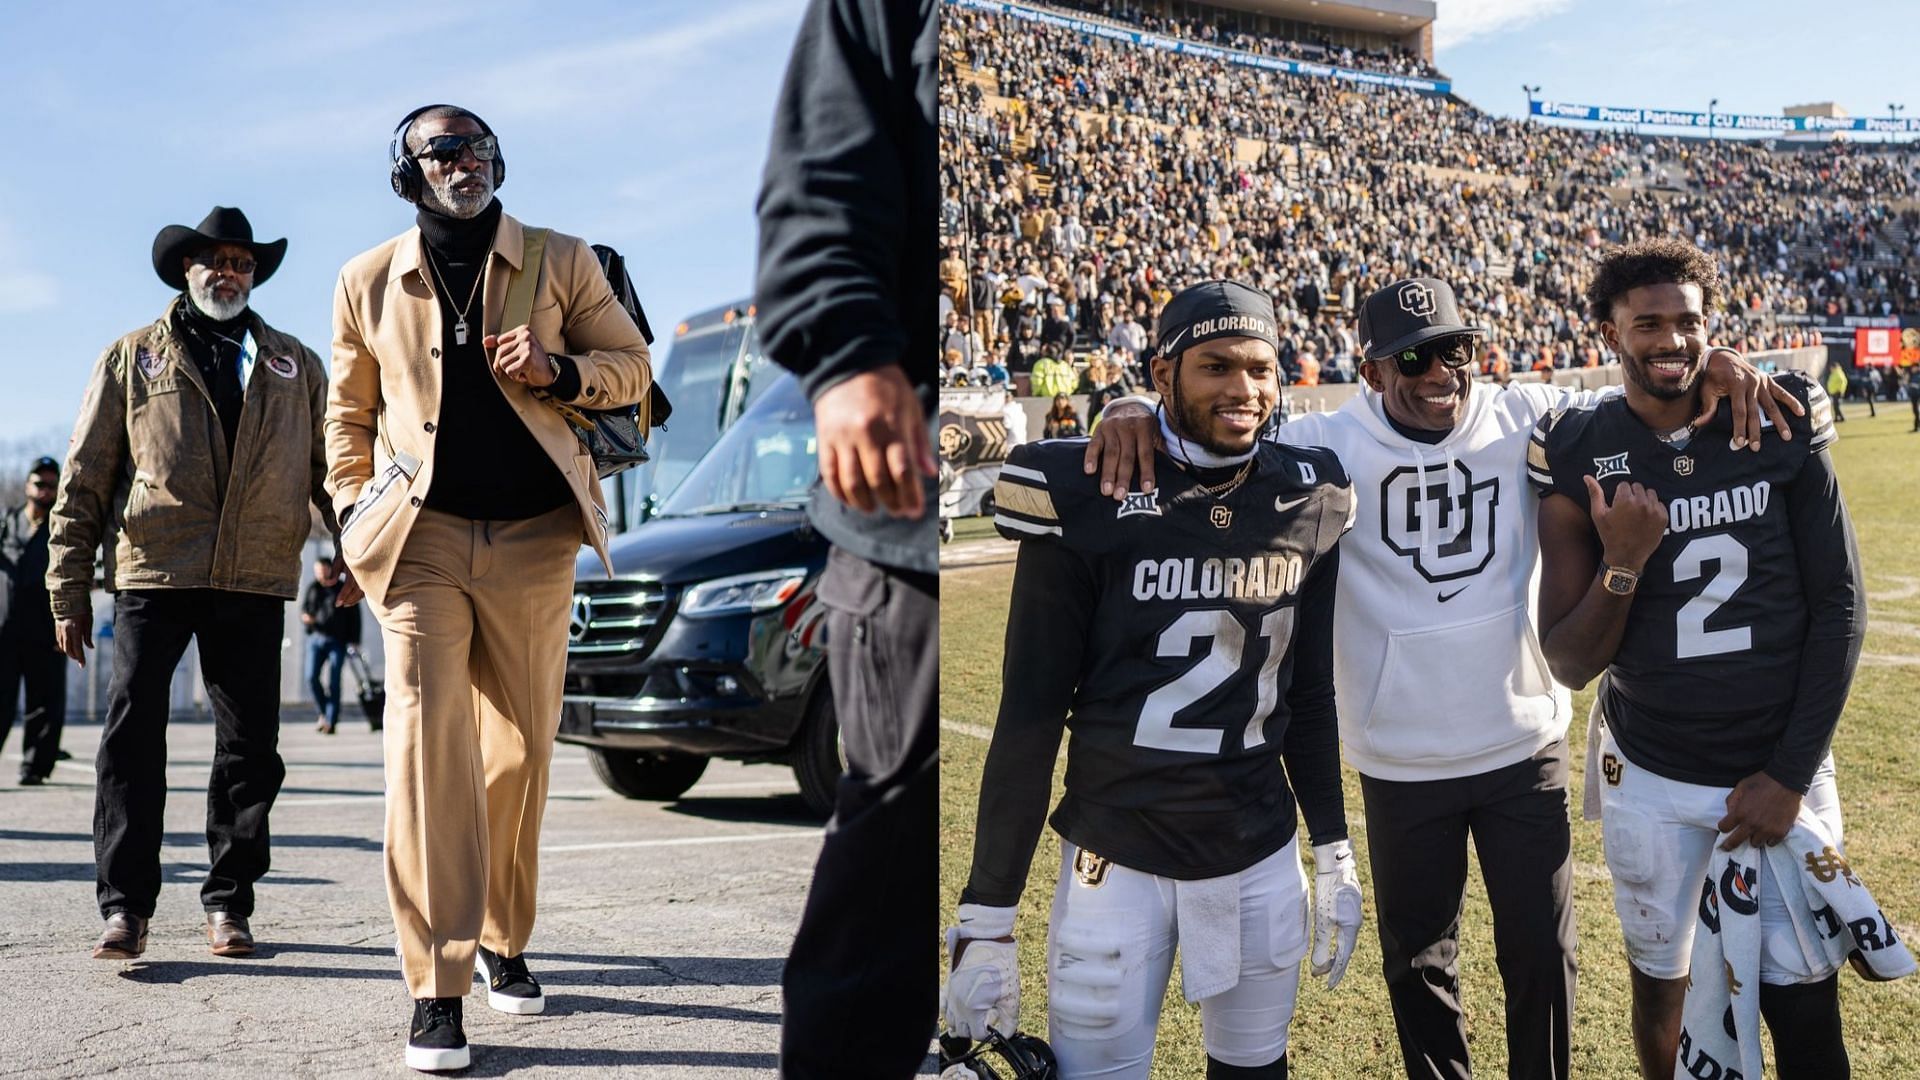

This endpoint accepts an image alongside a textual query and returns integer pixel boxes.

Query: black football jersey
[1530,371,1838,785]
[985,437,1353,882]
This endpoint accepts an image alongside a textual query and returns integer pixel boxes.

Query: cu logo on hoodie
[1380,461,1499,584]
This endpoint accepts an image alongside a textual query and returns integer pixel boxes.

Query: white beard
[422,167,495,219]
[187,276,249,321]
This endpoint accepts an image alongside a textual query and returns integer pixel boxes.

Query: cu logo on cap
[1398,282,1436,318]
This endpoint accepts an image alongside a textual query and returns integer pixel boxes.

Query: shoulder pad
[993,440,1096,544]
[1782,370,1837,451]
[1528,402,1595,495]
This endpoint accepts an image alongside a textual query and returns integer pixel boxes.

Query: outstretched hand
[1081,400,1161,498]
[1718,771,1803,850]
[813,365,936,518]
[1694,346,1805,450]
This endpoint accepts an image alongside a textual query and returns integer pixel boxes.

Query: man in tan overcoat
[326,103,650,1073]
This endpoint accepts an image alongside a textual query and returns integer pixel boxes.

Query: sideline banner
[1530,99,1919,134]
[952,0,1451,95]
[1856,327,1900,366]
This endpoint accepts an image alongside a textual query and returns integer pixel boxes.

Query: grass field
[938,406,1920,1078]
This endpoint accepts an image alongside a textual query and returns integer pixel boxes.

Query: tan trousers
[367,505,579,997]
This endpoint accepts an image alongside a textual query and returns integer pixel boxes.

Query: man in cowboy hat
[46,206,342,961]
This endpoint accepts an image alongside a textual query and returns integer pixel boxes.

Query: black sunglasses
[192,253,256,274]
[1387,335,1478,378]
[417,133,498,164]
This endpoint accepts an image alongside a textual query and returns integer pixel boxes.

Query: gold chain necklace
[423,250,486,345]
[1191,458,1254,500]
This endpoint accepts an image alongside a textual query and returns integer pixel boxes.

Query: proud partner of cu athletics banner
[949,0,1452,95]
[1531,99,1920,135]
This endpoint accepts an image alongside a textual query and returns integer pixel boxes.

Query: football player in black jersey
[1533,239,1866,1079]
[943,281,1360,1080]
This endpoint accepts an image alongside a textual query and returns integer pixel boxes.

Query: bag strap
[508,227,582,427]
[505,227,551,334]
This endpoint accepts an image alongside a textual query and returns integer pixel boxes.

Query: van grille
[567,579,669,657]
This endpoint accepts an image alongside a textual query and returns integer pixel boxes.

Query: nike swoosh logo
[1274,496,1309,512]
[1437,587,1468,603]
[1158,327,1189,356]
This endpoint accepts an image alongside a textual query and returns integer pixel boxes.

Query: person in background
[0,457,68,785]
[755,0,939,1075]
[1043,392,1084,439]
[300,556,362,735]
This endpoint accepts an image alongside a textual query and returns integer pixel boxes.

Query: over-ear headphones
[388,104,506,203]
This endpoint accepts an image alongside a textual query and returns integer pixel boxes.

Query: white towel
[1174,872,1242,1001]
[1679,811,1915,1078]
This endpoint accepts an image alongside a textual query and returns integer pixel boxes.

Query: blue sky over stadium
[5,0,1918,446]
[1441,0,1920,128]
[0,0,805,449]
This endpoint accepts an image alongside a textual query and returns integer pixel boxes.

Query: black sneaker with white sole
[476,944,544,1014]
[406,997,469,1072]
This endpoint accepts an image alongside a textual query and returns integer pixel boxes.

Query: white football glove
[943,903,1021,1041]
[1310,839,1364,989]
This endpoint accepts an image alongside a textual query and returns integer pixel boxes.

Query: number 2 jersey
[961,437,1355,908]
[1529,371,1866,791]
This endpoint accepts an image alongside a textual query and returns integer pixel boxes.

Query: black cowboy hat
[151,206,287,292]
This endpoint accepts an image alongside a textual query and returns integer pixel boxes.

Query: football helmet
[938,1028,1058,1080]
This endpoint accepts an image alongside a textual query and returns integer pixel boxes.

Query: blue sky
[1437,0,1920,130]
[8,0,1920,449]
[0,0,806,451]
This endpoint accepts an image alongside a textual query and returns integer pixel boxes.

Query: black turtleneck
[415,199,575,521]
[174,298,251,455]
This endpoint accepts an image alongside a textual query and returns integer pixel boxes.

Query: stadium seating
[939,1,1920,387]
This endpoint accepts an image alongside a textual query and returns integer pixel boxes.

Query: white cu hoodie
[1267,381,1606,781]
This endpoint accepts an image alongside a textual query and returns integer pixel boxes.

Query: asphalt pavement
[0,712,831,1077]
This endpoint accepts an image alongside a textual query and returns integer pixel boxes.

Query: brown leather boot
[92,913,149,960]
[206,912,256,957]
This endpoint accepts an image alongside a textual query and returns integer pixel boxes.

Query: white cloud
[1435,0,1575,50]
[208,1,800,162]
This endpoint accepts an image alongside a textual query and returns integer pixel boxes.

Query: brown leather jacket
[325,212,651,604]
[46,298,336,618]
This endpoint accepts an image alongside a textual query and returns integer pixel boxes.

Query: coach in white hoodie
[1089,277,1797,1080]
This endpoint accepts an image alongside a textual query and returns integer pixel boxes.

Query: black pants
[0,628,67,780]
[1359,741,1577,1080]
[95,589,286,919]
[780,547,937,1080]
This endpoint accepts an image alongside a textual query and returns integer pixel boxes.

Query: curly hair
[1584,238,1725,326]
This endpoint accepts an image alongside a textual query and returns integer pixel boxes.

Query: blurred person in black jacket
[299,556,361,735]
[0,457,67,785]
[755,0,938,1076]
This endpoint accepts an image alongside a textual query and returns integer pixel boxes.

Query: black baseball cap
[1152,280,1279,361]
[27,456,58,477]
[1358,277,1486,360]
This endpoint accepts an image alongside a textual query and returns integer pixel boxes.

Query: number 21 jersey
[991,438,1354,880]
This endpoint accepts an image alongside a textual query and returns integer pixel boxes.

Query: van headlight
[679,568,808,617]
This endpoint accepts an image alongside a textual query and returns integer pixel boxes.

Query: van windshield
[656,373,817,517]
[648,321,748,501]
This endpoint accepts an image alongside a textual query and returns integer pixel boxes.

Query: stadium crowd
[937,1,1920,386]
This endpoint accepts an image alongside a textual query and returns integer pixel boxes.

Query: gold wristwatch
[1601,566,1640,596]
